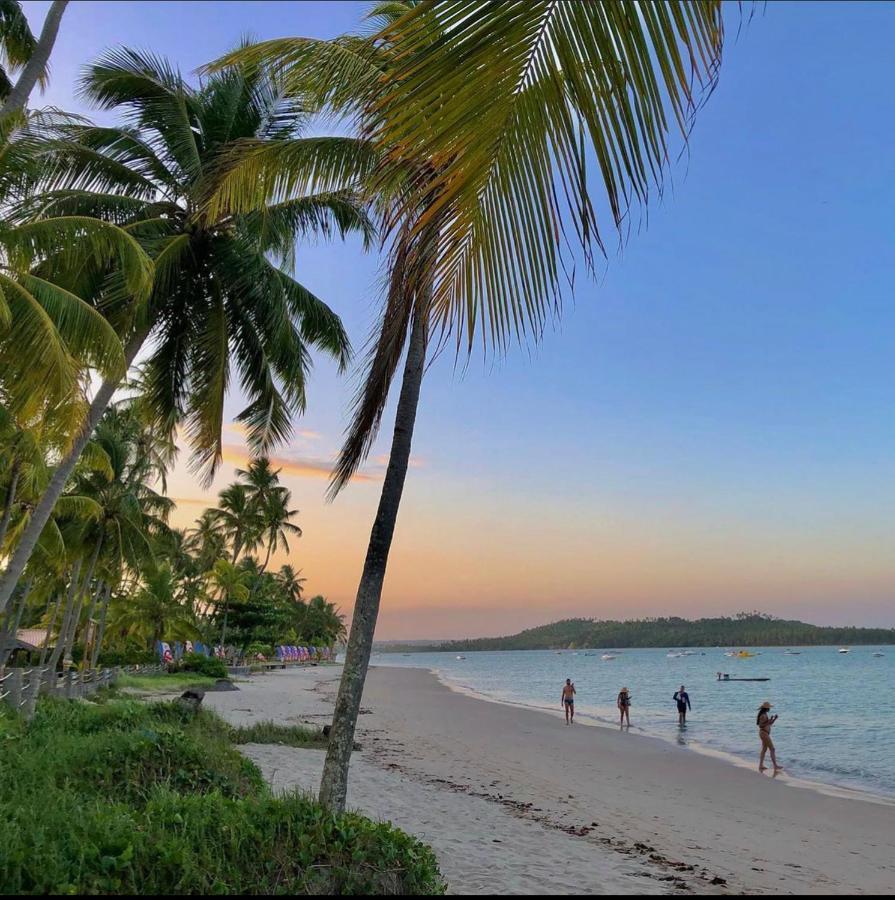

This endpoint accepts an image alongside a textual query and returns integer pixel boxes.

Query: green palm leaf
[373,0,725,350]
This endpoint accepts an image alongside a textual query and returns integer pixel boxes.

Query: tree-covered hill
[384,613,895,652]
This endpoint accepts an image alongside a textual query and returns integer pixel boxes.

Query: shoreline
[420,663,895,809]
[206,664,895,894]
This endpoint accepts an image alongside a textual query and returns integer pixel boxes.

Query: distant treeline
[383,613,895,652]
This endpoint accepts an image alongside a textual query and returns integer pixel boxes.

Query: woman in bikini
[617,687,631,727]
[757,701,782,774]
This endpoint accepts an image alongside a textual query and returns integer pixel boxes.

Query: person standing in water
[673,685,691,727]
[617,687,631,727]
[561,679,576,725]
[757,701,782,774]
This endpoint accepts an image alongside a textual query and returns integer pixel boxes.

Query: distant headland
[376,612,895,653]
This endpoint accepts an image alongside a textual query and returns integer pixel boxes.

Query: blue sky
[20,1,895,636]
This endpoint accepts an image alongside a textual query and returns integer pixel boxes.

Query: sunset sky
[21,1,895,638]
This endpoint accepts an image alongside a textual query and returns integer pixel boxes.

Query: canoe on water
[717,674,770,682]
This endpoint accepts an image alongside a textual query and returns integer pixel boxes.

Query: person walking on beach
[757,701,782,775]
[673,685,691,727]
[617,687,631,727]
[561,678,576,725]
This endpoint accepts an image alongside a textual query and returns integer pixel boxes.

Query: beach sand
[206,666,895,895]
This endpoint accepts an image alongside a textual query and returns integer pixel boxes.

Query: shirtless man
[561,678,576,725]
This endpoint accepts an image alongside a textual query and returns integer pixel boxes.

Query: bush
[0,698,445,895]
[97,649,158,667]
[172,653,229,680]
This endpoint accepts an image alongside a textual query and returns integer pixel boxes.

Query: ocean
[370,645,895,800]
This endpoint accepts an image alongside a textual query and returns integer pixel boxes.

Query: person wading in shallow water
[561,679,576,725]
[757,701,783,775]
[673,685,692,727]
[617,687,631,727]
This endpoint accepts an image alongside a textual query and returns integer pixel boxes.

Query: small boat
[717,673,770,682]
[667,651,684,658]
[838,648,850,654]
[783,649,801,655]
[455,655,466,660]
[601,653,617,661]
[873,651,884,658]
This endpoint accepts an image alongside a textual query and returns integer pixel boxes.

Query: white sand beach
[206,666,895,895]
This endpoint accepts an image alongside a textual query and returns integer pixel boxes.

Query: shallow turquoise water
[371,646,895,798]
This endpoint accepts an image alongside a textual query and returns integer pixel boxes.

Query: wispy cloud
[373,453,426,470]
[171,496,211,507]
[220,444,380,483]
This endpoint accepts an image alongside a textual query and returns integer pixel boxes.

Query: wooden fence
[0,664,164,720]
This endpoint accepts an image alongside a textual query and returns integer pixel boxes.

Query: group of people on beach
[560,678,782,774]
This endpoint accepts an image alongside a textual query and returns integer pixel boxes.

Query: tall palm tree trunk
[89,582,111,669]
[319,307,428,812]
[219,595,230,648]
[80,577,105,667]
[0,575,32,668]
[0,328,149,615]
[40,592,63,666]
[260,542,273,574]
[0,0,69,118]
[0,458,21,551]
[62,534,103,667]
[47,558,81,671]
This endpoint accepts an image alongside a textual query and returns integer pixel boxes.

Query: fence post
[7,668,23,710]
[25,667,44,719]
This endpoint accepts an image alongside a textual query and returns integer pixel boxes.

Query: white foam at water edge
[415,664,895,809]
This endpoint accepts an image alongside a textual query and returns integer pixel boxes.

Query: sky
[19,1,895,638]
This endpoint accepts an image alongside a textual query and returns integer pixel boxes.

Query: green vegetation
[0,697,445,894]
[116,672,219,693]
[172,653,229,680]
[415,613,895,652]
[229,719,328,750]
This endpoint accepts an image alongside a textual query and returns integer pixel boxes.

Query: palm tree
[109,562,199,647]
[0,49,372,614]
[208,0,728,811]
[187,509,227,571]
[209,483,261,564]
[205,557,250,648]
[0,0,39,102]
[0,0,69,118]
[257,488,301,573]
[276,564,306,604]
[304,594,346,647]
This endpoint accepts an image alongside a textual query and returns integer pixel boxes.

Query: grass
[229,719,328,749]
[0,697,444,894]
[116,672,220,693]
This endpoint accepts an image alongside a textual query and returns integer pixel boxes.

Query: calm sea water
[370,646,895,799]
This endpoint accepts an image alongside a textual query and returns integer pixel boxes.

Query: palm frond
[1,216,154,303]
[201,136,378,222]
[204,35,385,120]
[78,47,202,181]
[373,0,726,351]
[15,272,124,378]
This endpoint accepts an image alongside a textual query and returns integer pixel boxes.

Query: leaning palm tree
[0,49,374,614]
[207,0,729,811]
